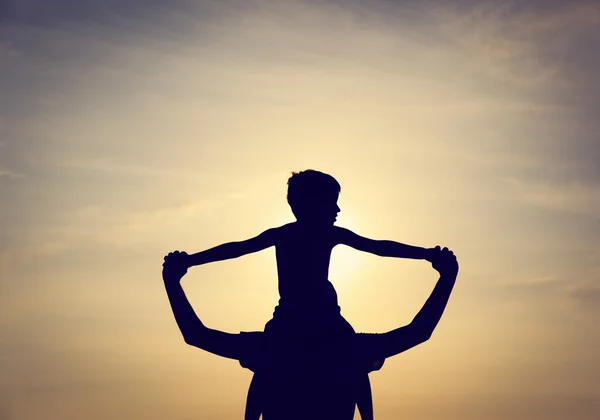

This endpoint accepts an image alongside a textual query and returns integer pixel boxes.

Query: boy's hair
[287,170,341,212]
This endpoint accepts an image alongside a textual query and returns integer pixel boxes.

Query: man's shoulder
[238,331,386,373]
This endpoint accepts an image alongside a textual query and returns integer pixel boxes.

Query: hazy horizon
[1,0,599,419]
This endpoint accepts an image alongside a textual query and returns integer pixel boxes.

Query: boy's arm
[335,227,431,260]
[187,228,277,267]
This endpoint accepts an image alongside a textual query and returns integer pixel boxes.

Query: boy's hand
[163,250,191,269]
[162,251,189,284]
[429,246,459,277]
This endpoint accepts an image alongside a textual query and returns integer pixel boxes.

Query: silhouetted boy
[167,169,436,419]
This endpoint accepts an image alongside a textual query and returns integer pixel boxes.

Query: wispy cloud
[495,243,600,314]
[505,177,600,217]
[569,285,600,308]
[429,0,600,89]
[0,196,230,267]
[1,0,201,27]
[502,275,563,288]
[0,168,24,179]
[563,247,600,308]
[56,159,198,179]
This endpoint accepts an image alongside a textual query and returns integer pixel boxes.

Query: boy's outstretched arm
[186,228,277,267]
[335,227,432,260]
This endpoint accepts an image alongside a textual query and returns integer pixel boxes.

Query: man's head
[287,170,341,226]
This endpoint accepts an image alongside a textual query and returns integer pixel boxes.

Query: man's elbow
[183,336,196,346]
[408,323,434,345]
[183,333,203,347]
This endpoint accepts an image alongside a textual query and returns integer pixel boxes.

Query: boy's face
[299,192,340,226]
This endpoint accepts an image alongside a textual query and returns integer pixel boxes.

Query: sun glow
[329,245,362,285]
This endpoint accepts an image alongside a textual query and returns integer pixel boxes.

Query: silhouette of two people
[162,170,459,419]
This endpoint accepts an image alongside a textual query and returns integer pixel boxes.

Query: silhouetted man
[163,246,458,419]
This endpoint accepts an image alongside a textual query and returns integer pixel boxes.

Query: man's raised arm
[162,252,244,360]
[361,247,459,360]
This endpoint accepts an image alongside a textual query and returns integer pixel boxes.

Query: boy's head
[287,170,341,225]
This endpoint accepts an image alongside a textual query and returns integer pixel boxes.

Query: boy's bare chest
[275,234,334,275]
[277,234,334,259]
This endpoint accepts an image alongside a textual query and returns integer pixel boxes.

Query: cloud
[1,0,202,27]
[563,248,600,308]
[569,285,600,307]
[429,0,600,89]
[56,159,197,179]
[505,177,600,217]
[495,242,600,314]
[0,168,24,179]
[497,274,567,298]
[503,275,562,287]
[0,196,230,270]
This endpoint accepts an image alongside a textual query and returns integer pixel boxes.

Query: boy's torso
[273,222,340,306]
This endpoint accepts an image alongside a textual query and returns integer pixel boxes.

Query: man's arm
[162,254,244,360]
[187,228,277,267]
[335,227,431,260]
[359,247,458,360]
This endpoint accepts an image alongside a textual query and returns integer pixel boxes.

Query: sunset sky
[1,0,599,419]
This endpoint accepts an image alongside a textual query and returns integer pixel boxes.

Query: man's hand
[164,250,191,269]
[429,246,459,277]
[162,251,189,284]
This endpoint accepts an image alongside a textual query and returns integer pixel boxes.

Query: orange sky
[1,1,599,419]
